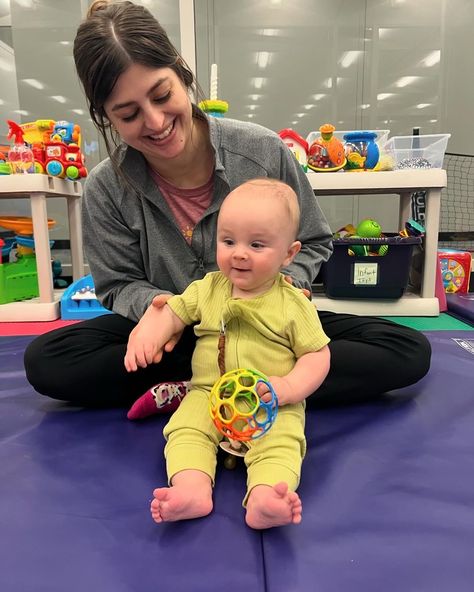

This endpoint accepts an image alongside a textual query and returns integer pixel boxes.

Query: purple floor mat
[0,337,264,592]
[264,331,474,592]
[1,332,473,591]
[447,293,474,325]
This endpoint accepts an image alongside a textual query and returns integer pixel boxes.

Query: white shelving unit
[0,174,84,321]
[308,169,448,316]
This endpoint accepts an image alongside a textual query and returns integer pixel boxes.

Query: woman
[24,0,431,412]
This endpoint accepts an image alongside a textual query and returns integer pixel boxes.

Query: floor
[1,323,473,591]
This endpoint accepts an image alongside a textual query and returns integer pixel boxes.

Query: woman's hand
[284,275,311,299]
[152,294,184,352]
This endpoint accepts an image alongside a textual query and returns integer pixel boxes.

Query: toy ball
[357,219,382,238]
[209,368,278,442]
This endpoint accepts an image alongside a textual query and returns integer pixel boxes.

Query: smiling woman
[103,64,208,185]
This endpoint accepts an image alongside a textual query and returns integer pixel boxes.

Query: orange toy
[307,124,346,172]
[0,216,56,236]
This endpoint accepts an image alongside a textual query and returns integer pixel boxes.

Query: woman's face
[104,63,194,166]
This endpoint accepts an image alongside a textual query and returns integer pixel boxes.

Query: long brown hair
[74,1,204,170]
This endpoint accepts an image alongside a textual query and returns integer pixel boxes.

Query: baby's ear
[283,240,301,266]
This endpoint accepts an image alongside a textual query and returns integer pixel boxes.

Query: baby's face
[216,187,299,298]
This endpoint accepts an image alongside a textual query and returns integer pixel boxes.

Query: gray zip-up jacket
[82,116,333,322]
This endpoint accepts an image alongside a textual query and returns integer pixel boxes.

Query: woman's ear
[283,240,301,267]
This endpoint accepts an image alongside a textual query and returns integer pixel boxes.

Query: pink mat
[0,319,79,336]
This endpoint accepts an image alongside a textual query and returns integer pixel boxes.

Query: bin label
[353,262,379,285]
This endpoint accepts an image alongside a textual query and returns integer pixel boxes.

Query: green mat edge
[382,313,473,331]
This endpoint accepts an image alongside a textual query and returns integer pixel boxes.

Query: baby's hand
[257,376,295,407]
[124,321,164,372]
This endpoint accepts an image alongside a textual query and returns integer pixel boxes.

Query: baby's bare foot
[245,482,302,530]
[150,479,213,523]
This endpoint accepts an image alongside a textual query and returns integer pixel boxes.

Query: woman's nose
[142,105,166,131]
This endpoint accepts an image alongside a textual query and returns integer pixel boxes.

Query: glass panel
[195,0,364,138]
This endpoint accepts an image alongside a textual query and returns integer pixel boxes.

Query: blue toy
[60,274,113,320]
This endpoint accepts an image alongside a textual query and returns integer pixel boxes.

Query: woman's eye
[154,91,172,104]
[122,112,138,122]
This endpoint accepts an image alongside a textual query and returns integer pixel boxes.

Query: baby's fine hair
[242,178,301,239]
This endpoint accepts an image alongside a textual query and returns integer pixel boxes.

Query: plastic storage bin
[322,235,422,299]
[382,134,450,169]
[306,129,389,148]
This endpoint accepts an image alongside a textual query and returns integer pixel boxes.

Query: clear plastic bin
[382,134,450,169]
[306,129,390,147]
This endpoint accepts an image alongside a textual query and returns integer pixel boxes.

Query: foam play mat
[1,331,473,591]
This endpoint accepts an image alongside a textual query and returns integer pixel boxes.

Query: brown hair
[74,1,204,164]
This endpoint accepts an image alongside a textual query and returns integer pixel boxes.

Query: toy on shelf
[343,131,380,171]
[61,274,113,320]
[6,120,34,174]
[0,147,12,175]
[307,124,346,172]
[279,129,308,172]
[4,119,88,180]
[399,218,425,238]
[335,219,388,257]
[437,249,472,293]
[209,368,278,462]
[0,215,57,304]
[198,63,229,118]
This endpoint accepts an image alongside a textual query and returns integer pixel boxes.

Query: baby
[125,178,330,529]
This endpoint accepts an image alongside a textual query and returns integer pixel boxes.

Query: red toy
[438,249,472,293]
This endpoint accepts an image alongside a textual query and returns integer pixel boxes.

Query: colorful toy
[279,129,308,172]
[343,131,380,171]
[6,120,34,174]
[4,119,87,179]
[307,124,346,172]
[0,216,56,304]
[61,274,113,320]
[0,150,11,175]
[44,142,87,180]
[345,218,388,257]
[198,63,229,118]
[438,249,472,293]
[50,120,81,145]
[209,368,278,442]
[0,253,38,304]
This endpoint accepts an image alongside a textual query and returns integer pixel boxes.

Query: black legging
[24,311,431,408]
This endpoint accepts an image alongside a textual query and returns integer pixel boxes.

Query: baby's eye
[251,242,264,249]
[223,238,234,246]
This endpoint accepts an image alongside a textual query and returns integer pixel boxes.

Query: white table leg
[421,187,441,299]
[67,195,84,280]
[30,192,54,303]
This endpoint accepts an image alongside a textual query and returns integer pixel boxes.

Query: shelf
[307,168,448,317]
[0,291,64,322]
[0,174,84,321]
[307,168,447,194]
[0,173,82,198]
[312,294,440,317]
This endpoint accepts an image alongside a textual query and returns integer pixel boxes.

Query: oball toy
[209,368,278,442]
